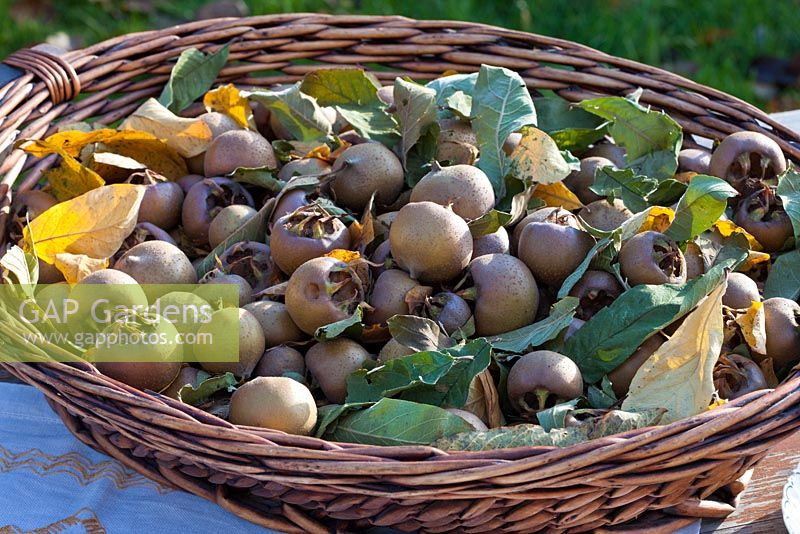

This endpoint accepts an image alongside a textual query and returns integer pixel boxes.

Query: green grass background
[1,0,799,110]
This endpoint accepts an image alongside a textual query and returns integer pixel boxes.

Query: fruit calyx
[285,204,344,239]
[326,263,366,315]
[742,185,784,224]
[653,237,685,279]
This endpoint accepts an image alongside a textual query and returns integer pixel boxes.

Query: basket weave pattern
[1,14,800,533]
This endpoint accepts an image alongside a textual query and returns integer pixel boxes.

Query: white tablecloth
[0,381,275,532]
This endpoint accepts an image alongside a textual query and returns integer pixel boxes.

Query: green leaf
[647,178,687,206]
[695,232,751,271]
[578,95,682,161]
[587,376,618,409]
[158,44,230,113]
[536,399,580,432]
[322,398,473,445]
[471,65,537,199]
[629,149,681,181]
[404,122,439,188]
[468,209,512,238]
[345,339,492,408]
[561,149,582,171]
[301,68,383,106]
[534,96,606,132]
[590,167,658,213]
[552,129,608,154]
[178,372,237,405]
[764,249,800,300]
[563,260,743,383]
[346,351,456,402]
[314,304,364,341]
[387,315,449,352]
[534,96,606,152]
[508,126,571,186]
[228,166,285,192]
[558,238,611,299]
[393,78,438,168]
[336,107,401,146]
[427,73,478,101]
[443,91,472,119]
[247,83,333,141]
[1,245,39,294]
[300,68,399,144]
[487,297,578,353]
[426,73,478,118]
[495,173,527,214]
[665,175,738,242]
[432,408,665,451]
[314,401,371,437]
[777,164,800,240]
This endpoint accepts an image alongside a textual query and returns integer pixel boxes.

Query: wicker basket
[2,14,800,533]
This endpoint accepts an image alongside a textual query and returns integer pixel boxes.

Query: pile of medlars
[11,89,799,438]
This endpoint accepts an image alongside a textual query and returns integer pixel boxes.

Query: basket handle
[2,44,81,105]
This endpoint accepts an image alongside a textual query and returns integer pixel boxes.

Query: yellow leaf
[87,152,147,182]
[532,182,584,210]
[509,127,571,185]
[19,139,105,201]
[622,281,726,423]
[713,219,763,251]
[102,138,187,180]
[121,98,212,158]
[43,129,157,157]
[23,184,145,265]
[204,84,253,129]
[54,253,109,284]
[305,144,332,161]
[734,300,767,354]
[463,370,504,428]
[637,206,675,234]
[741,250,770,272]
[707,398,728,410]
[325,249,361,263]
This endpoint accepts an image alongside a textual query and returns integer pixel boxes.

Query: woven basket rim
[9,358,800,454]
[0,11,798,455]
